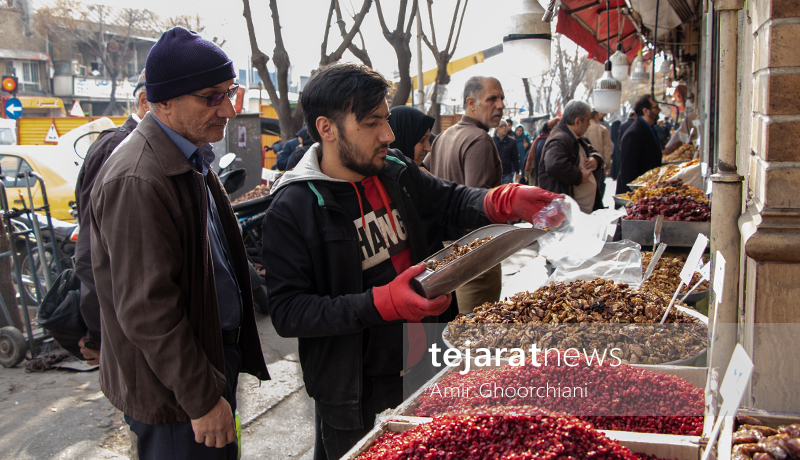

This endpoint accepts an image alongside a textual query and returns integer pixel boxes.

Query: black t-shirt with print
[326,177,413,378]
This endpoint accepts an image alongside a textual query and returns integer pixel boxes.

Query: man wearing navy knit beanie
[88,27,269,460]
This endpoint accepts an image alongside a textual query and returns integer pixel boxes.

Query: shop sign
[73,77,137,99]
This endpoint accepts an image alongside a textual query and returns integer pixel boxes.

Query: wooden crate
[392,358,718,459]
[716,409,800,460]
[343,415,704,460]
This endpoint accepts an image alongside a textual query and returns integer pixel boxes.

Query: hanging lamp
[659,54,671,75]
[609,2,628,81]
[592,1,621,113]
[610,43,630,81]
[505,0,552,77]
[630,50,650,84]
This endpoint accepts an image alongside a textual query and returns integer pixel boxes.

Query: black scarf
[388,106,435,162]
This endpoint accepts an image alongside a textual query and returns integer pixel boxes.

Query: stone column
[738,0,800,411]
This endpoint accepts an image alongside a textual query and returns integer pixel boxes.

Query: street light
[504,0,552,77]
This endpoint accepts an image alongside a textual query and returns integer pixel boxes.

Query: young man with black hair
[261,64,564,460]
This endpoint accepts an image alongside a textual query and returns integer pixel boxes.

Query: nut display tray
[621,219,710,247]
[412,224,547,299]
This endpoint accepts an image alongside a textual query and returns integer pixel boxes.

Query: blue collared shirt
[152,115,242,330]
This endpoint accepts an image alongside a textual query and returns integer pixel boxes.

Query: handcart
[0,170,64,367]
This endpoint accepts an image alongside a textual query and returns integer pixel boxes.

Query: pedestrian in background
[514,124,531,183]
[526,117,560,187]
[493,120,520,184]
[424,76,504,313]
[89,27,269,460]
[388,105,435,168]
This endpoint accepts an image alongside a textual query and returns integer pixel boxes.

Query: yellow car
[0,146,79,222]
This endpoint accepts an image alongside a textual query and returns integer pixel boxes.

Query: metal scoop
[412,224,548,299]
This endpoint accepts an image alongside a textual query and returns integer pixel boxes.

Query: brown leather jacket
[89,113,269,425]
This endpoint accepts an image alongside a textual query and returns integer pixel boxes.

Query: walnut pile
[445,279,707,365]
[425,236,493,271]
[640,252,710,296]
[232,184,271,204]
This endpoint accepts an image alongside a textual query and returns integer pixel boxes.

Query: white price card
[680,234,709,285]
[714,251,726,303]
[701,162,708,177]
[701,344,754,460]
[699,261,711,281]
[719,344,754,415]
[262,168,280,182]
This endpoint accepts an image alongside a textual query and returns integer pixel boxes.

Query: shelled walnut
[425,236,493,271]
[641,252,710,295]
[445,279,707,365]
[231,184,271,204]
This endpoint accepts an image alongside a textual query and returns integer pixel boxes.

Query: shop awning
[628,0,696,35]
[0,49,51,61]
[556,0,645,63]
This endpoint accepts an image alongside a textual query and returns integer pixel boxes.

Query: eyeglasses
[189,84,239,107]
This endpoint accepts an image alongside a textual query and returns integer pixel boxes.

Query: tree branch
[374,0,391,34]
[334,0,372,67]
[323,0,372,65]
[405,0,417,36]
[443,0,461,53]
[320,0,335,64]
[448,0,468,56]
[426,0,438,50]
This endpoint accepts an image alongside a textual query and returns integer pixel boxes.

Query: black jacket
[493,133,519,176]
[74,115,139,346]
[261,147,490,430]
[615,117,663,195]
[538,122,604,209]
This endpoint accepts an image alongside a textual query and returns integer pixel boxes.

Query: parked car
[0,146,79,222]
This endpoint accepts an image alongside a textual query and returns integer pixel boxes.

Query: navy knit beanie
[145,27,235,103]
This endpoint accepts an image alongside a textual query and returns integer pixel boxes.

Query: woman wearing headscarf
[514,125,531,183]
[388,106,435,168]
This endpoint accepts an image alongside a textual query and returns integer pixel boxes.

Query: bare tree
[552,34,592,108]
[36,1,158,115]
[163,14,226,48]
[242,0,373,142]
[333,2,372,67]
[419,0,469,133]
[320,0,373,67]
[522,78,533,114]
[374,0,418,107]
[525,34,597,116]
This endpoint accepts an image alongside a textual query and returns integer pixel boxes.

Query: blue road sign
[5,98,22,120]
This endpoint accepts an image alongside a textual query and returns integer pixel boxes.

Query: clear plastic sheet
[535,196,627,268]
[546,240,644,287]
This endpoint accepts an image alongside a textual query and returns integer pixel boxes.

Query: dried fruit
[231,184,271,204]
[663,143,697,163]
[413,352,705,436]
[425,237,493,271]
[357,408,645,460]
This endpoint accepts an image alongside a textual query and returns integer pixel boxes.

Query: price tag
[262,168,280,182]
[714,251,726,303]
[700,260,711,281]
[719,344,754,415]
[701,162,708,177]
[701,344,754,460]
[680,234,709,285]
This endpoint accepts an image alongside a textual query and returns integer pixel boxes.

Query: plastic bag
[546,240,644,287]
[535,195,627,268]
[531,197,571,230]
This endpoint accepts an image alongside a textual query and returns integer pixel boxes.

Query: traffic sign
[1,76,17,93]
[4,98,22,120]
[44,123,59,143]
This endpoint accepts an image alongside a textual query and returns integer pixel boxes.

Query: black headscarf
[388,106,435,163]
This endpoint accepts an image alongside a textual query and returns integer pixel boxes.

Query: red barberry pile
[413,351,704,436]
[625,195,710,221]
[357,409,641,460]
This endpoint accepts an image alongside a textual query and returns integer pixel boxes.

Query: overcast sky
[32,0,589,111]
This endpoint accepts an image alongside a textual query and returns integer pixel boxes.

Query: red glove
[373,264,452,322]
[484,183,564,224]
